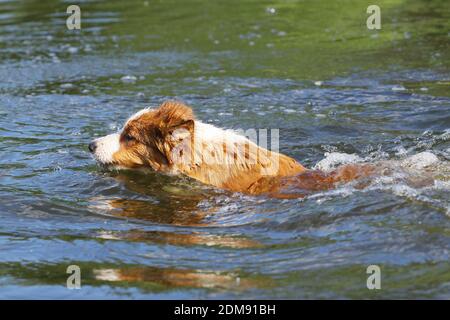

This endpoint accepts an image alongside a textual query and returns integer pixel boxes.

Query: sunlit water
[0,0,449,299]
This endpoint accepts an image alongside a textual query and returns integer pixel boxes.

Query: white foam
[305,150,448,214]
[433,180,450,190]
[313,152,363,172]
[390,184,419,198]
[93,269,120,281]
[400,151,439,169]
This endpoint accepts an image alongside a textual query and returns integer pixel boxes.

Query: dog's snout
[88,141,97,153]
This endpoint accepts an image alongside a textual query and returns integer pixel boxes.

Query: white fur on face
[92,108,152,166]
[124,108,152,125]
[92,133,120,165]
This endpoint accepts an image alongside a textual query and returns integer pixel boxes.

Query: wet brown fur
[110,101,375,197]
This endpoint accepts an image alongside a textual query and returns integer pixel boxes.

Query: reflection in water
[0,262,270,293]
[96,229,261,249]
[90,172,262,248]
[89,171,218,226]
[93,267,267,290]
[91,197,210,226]
[1,0,450,299]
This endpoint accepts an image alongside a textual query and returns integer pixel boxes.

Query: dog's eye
[123,134,135,142]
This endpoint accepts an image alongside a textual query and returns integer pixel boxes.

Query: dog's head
[89,101,195,171]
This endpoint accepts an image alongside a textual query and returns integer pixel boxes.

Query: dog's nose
[88,141,97,153]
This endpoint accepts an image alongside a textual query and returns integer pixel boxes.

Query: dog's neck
[171,121,306,193]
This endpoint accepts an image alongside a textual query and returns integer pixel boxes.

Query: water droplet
[121,75,137,83]
[60,83,74,89]
[68,47,78,54]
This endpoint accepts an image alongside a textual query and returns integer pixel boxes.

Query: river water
[0,0,449,298]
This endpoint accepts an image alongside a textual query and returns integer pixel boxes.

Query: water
[0,0,449,299]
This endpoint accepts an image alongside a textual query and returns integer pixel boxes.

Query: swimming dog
[89,101,375,198]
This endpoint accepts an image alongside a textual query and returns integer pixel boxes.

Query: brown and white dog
[89,101,375,198]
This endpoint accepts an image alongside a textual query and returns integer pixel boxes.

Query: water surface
[0,0,449,299]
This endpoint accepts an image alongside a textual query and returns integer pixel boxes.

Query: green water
[0,0,449,299]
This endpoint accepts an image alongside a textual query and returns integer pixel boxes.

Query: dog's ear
[157,101,195,131]
[154,101,195,166]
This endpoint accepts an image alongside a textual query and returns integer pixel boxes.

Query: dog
[89,101,376,198]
